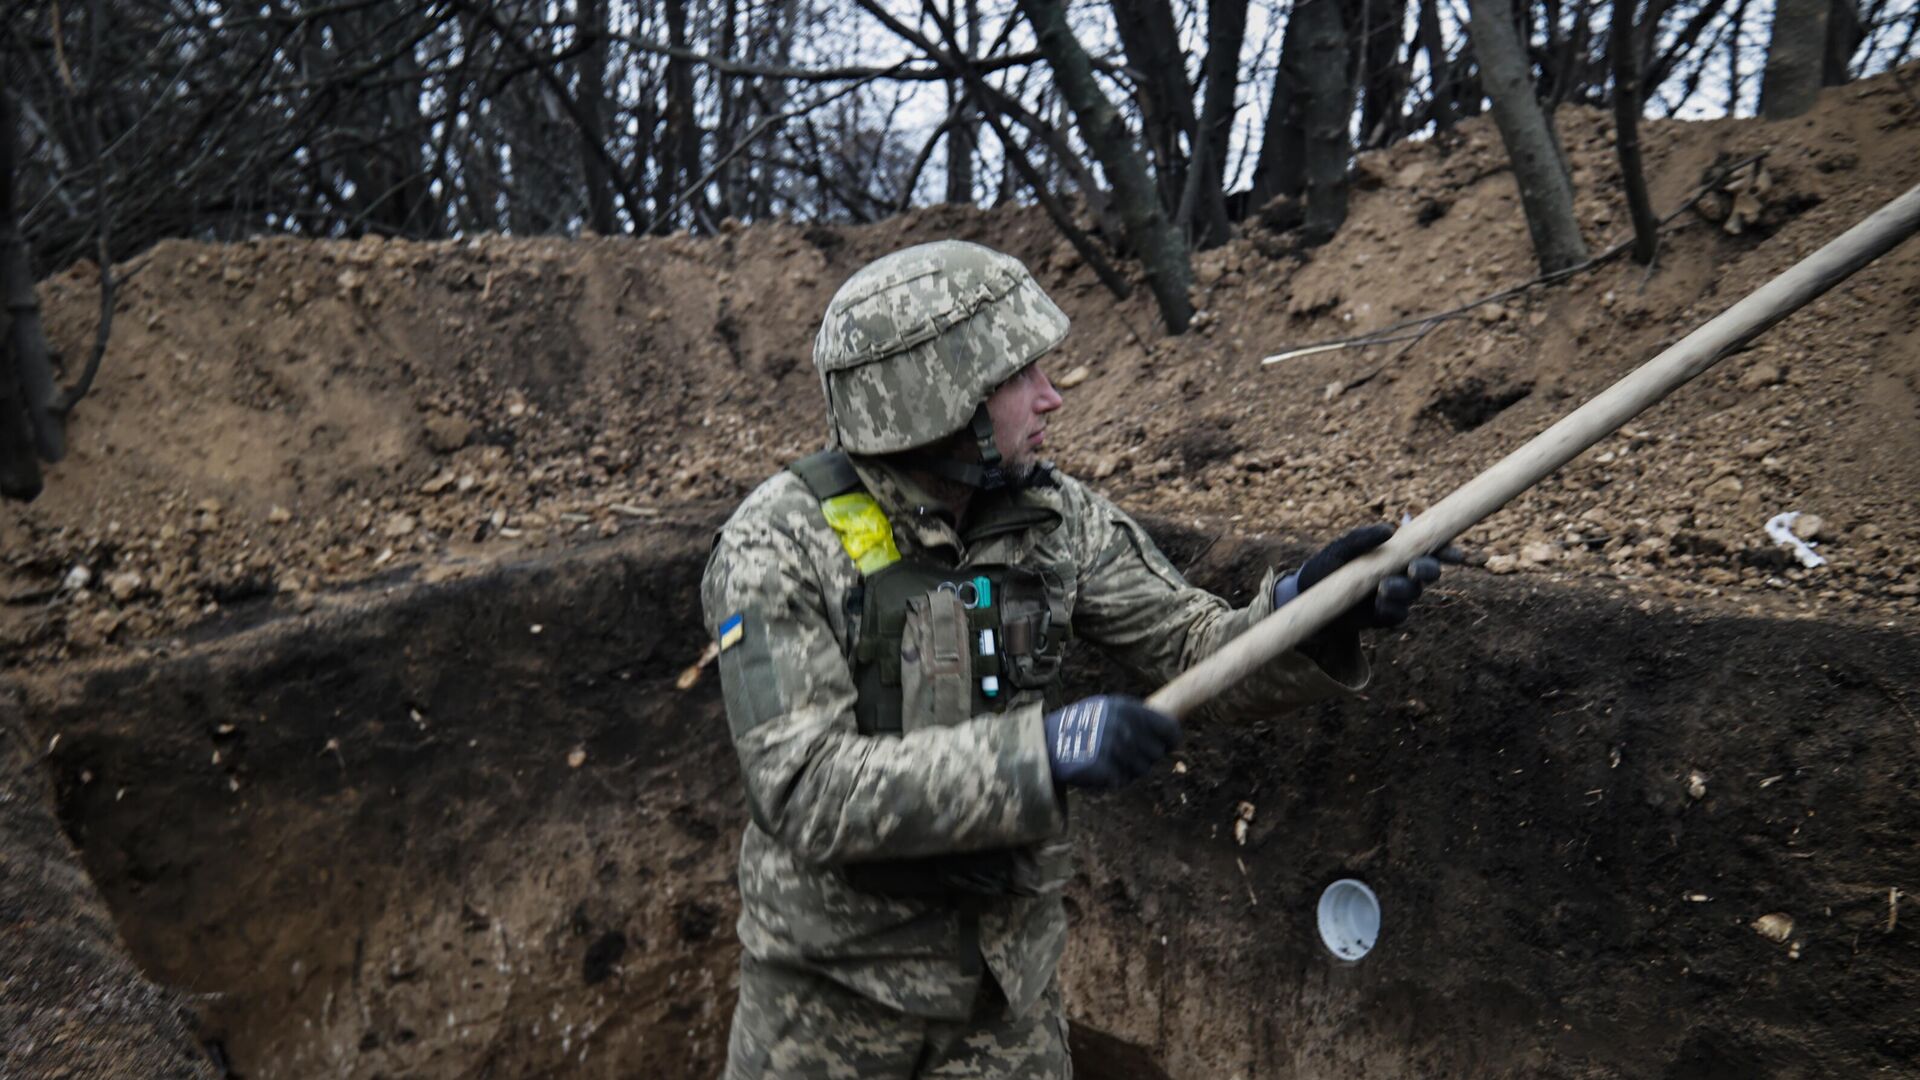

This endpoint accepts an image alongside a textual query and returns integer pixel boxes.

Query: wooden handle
[1148,182,1920,719]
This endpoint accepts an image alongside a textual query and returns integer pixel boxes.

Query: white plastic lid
[1317,878,1380,962]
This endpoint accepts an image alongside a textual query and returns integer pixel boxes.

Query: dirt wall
[0,696,213,1078]
[9,518,1915,1079]
[1066,524,1920,1079]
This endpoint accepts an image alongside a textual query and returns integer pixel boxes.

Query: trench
[15,517,1920,1079]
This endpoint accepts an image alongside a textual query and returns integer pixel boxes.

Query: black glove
[1275,523,1443,648]
[1042,695,1181,790]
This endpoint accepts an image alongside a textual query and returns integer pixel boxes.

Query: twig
[2,587,62,606]
[1334,320,1442,393]
[1179,530,1224,576]
[1261,152,1770,366]
[892,14,1024,216]
[655,70,896,231]
[913,0,1132,301]
[894,104,965,215]
[48,1,78,93]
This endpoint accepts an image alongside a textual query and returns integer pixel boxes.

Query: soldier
[702,240,1440,1077]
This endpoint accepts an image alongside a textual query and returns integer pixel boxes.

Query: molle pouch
[900,586,973,733]
[994,565,1072,691]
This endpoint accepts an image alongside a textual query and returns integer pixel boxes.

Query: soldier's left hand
[1274,523,1445,636]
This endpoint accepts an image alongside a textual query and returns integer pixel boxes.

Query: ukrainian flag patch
[718,613,745,651]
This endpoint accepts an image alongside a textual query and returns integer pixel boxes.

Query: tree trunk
[575,0,617,234]
[1760,0,1831,117]
[663,0,700,228]
[1358,0,1409,147]
[1418,0,1458,130]
[1727,0,1751,114]
[1018,0,1193,333]
[1108,0,1197,209]
[0,89,63,466]
[1611,0,1660,265]
[715,0,743,218]
[944,0,979,204]
[978,102,1133,299]
[1249,6,1309,209]
[943,80,975,203]
[1823,0,1864,86]
[0,309,42,500]
[749,0,797,220]
[1296,0,1356,245]
[1178,0,1248,249]
[380,40,433,236]
[1466,0,1590,272]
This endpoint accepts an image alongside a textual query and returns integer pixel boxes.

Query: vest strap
[792,449,901,574]
[789,448,863,500]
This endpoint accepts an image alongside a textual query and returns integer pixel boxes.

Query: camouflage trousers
[723,957,1071,1079]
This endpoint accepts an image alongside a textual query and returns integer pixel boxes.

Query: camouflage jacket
[700,456,1367,1021]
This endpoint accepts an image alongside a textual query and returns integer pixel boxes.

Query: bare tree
[0,0,1910,400]
[1761,0,1871,117]
[1,87,45,498]
[576,0,618,234]
[1612,0,1660,264]
[1357,0,1411,146]
[1295,0,1358,245]
[1467,0,1590,272]
[2,88,65,469]
[943,0,980,204]
[1416,0,1463,131]
[1017,0,1193,332]
[1110,0,1198,211]
[1178,0,1249,250]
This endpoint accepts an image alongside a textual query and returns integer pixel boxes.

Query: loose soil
[2,67,1917,1080]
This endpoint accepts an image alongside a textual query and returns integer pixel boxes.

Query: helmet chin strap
[895,404,1013,491]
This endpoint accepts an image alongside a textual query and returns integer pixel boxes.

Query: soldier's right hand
[1042,695,1182,790]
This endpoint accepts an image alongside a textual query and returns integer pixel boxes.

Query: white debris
[1764,511,1827,569]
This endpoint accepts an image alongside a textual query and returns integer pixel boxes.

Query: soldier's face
[985,361,1064,477]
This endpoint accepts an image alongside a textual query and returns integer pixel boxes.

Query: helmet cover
[813,240,1069,454]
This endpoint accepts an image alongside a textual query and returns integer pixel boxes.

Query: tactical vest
[789,449,1072,897]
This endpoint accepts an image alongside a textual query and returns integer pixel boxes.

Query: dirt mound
[6,68,1917,669]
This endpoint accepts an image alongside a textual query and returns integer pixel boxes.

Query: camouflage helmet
[813,240,1069,454]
